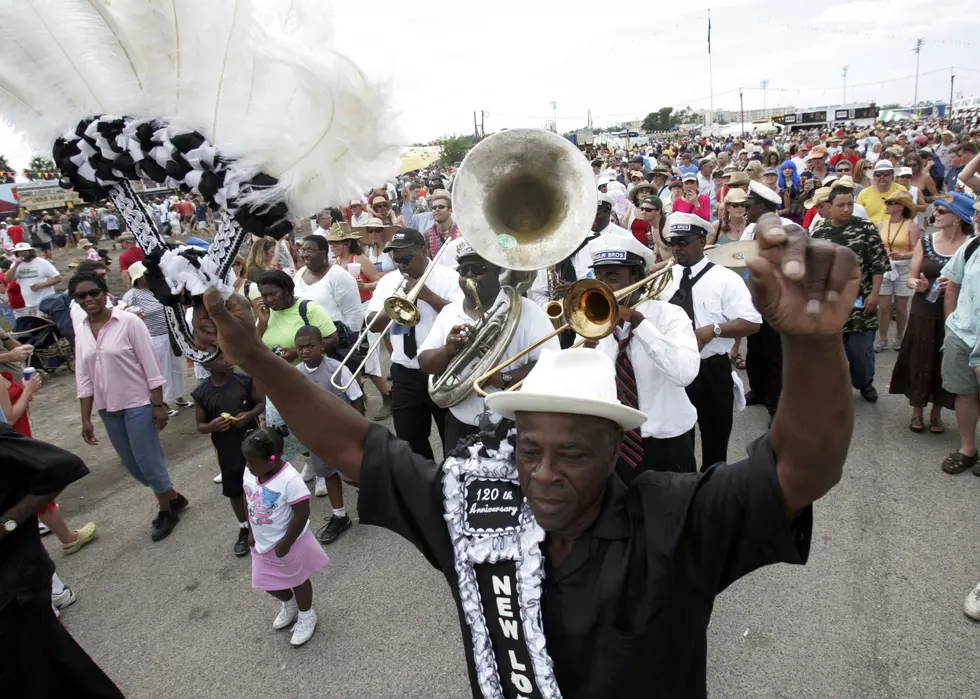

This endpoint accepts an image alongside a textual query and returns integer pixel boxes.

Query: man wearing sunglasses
[418,244,560,454]
[857,160,907,225]
[421,191,459,260]
[661,213,761,470]
[366,228,464,460]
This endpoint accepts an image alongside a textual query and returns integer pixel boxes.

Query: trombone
[472,261,674,396]
[330,242,451,390]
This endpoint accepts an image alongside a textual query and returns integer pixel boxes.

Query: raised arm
[746,215,860,516]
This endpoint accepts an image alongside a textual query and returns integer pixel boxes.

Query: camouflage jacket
[811,216,890,333]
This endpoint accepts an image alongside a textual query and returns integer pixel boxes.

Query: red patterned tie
[615,327,644,468]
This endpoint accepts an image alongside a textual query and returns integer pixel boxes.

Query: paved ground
[21,245,980,698]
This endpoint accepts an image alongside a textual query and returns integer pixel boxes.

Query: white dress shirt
[593,300,700,439]
[419,291,560,426]
[293,264,363,331]
[367,262,463,370]
[663,257,762,358]
[349,211,371,227]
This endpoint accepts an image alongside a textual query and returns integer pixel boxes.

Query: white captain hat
[588,233,654,271]
[663,212,712,240]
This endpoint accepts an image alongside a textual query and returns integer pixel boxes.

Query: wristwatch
[0,516,16,536]
[712,324,722,337]
[500,372,513,388]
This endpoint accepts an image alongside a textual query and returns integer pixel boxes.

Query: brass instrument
[544,265,565,329]
[424,127,598,406]
[330,242,452,391]
[473,262,676,395]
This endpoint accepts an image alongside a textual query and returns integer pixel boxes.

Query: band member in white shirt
[587,235,702,480]
[663,213,762,470]
[418,244,560,453]
[366,228,464,460]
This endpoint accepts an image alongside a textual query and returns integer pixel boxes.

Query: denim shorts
[99,404,173,493]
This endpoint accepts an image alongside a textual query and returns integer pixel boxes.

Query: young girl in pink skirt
[242,428,328,647]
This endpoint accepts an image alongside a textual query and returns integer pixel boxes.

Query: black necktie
[404,326,417,359]
[677,267,696,323]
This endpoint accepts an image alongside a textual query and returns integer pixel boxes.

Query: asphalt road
[32,342,980,699]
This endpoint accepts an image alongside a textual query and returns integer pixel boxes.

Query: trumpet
[473,261,675,396]
[330,242,452,390]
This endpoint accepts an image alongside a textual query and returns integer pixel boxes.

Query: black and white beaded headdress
[0,0,398,361]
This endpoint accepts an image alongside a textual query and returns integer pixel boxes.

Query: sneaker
[170,493,189,513]
[52,585,76,611]
[314,477,327,497]
[213,473,223,484]
[273,599,299,630]
[860,386,878,403]
[38,521,51,536]
[965,581,980,621]
[62,522,97,555]
[299,461,315,483]
[373,393,392,421]
[290,611,318,646]
[873,338,885,353]
[151,510,179,541]
[892,337,902,351]
[166,408,180,417]
[174,398,193,408]
[233,528,249,557]
[316,514,352,545]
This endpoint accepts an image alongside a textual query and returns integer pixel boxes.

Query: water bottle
[926,279,941,303]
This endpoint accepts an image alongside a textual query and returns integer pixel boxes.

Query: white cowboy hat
[485,348,646,430]
[128,260,147,282]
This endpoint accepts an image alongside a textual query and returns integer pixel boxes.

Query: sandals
[732,353,746,370]
[929,417,946,434]
[909,416,924,433]
[942,450,979,474]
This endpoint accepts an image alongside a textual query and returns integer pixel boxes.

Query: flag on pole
[707,11,711,54]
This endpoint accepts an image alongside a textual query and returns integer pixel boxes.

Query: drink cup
[22,366,37,382]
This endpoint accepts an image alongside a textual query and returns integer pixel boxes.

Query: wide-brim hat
[352,216,399,236]
[485,348,646,430]
[724,189,749,205]
[804,187,832,210]
[628,182,656,204]
[884,190,915,216]
[934,192,976,224]
[323,221,361,242]
[128,260,148,282]
[12,242,34,252]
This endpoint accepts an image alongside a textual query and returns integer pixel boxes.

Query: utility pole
[739,87,745,137]
[473,111,479,141]
[760,79,768,117]
[842,65,849,107]
[949,69,955,119]
[912,38,924,106]
[550,101,558,133]
[480,110,488,139]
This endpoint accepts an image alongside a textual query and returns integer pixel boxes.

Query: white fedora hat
[486,348,646,430]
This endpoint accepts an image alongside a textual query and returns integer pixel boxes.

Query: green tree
[27,154,56,172]
[439,134,477,168]
[642,107,674,132]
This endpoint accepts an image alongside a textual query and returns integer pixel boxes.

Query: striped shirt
[122,288,170,337]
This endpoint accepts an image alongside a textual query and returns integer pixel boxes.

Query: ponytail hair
[243,427,283,462]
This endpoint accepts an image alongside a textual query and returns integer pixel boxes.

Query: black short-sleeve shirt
[358,424,812,699]
[191,374,258,471]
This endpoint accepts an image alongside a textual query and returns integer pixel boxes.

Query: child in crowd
[192,357,265,557]
[242,427,327,647]
[286,325,363,545]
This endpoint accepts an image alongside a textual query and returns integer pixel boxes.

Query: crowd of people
[3,113,980,697]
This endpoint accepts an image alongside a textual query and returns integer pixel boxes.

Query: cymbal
[706,240,758,268]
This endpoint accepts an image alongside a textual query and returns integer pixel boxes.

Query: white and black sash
[442,428,562,699]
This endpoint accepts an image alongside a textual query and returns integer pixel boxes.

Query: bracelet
[152,402,164,408]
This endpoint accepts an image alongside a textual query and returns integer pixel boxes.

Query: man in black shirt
[0,424,124,698]
[197,215,860,698]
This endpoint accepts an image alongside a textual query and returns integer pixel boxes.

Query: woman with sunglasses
[635,196,667,259]
[889,194,968,435]
[70,271,188,542]
[904,156,938,205]
[709,189,748,246]
[852,159,873,188]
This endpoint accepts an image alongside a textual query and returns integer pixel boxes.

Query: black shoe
[170,493,189,513]
[860,386,879,403]
[316,514,352,545]
[744,391,762,406]
[233,528,249,557]
[151,510,179,541]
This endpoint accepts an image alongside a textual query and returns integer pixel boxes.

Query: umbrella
[399,146,441,174]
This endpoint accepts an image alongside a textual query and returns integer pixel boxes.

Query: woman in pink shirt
[71,271,187,542]
[671,173,711,221]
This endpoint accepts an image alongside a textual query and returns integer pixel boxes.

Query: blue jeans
[99,404,172,493]
[0,296,15,327]
[843,330,876,392]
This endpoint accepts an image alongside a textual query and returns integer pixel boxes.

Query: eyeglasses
[367,228,383,234]
[431,204,449,210]
[393,253,416,266]
[728,203,747,209]
[639,207,657,213]
[72,289,104,301]
[668,237,699,248]
[873,172,892,178]
[458,262,489,277]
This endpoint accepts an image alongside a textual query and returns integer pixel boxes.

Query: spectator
[875,191,920,352]
[116,233,145,289]
[4,243,61,317]
[857,160,906,225]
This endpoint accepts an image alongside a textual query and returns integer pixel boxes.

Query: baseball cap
[383,228,425,252]
[681,172,698,183]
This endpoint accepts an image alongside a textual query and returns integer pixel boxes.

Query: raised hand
[746,214,860,336]
[199,289,267,366]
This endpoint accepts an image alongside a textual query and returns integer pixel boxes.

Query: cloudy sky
[1,0,977,171]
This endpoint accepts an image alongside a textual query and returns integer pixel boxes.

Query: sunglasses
[458,263,489,277]
[668,237,699,248]
[393,253,416,266]
[836,167,851,173]
[73,289,104,301]
[367,228,383,234]
[873,172,892,178]
[639,206,657,213]
[728,202,747,209]
[431,204,449,210]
